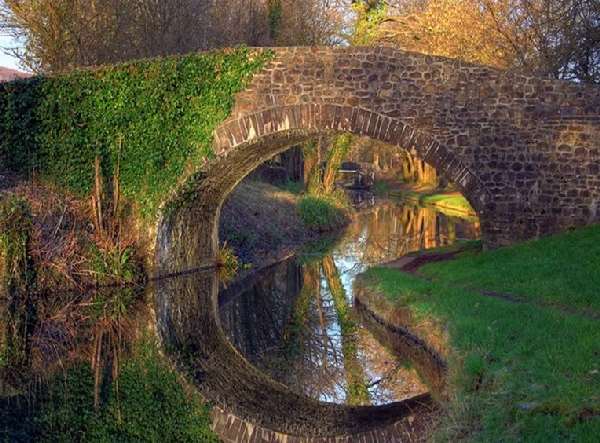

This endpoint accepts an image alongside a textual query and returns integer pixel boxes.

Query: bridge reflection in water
[155,269,435,442]
[155,197,478,441]
[219,198,479,407]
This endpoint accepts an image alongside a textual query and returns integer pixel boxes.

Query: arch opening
[215,131,480,409]
[157,104,488,277]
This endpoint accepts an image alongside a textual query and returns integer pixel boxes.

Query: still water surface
[219,197,480,406]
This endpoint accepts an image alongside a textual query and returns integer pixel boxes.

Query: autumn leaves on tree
[352,0,599,83]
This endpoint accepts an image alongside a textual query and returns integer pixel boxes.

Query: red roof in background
[0,66,30,82]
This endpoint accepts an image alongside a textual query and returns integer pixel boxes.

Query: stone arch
[156,46,600,276]
[156,104,488,276]
[156,104,478,443]
[155,119,453,440]
[215,104,488,209]
[152,104,487,439]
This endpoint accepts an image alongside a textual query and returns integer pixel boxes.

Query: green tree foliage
[0,48,270,218]
[303,134,353,196]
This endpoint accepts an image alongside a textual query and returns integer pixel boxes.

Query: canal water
[0,195,479,441]
[219,197,480,406]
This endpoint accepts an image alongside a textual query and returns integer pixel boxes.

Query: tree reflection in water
[219,198,480,406]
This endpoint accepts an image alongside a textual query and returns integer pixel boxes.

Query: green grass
[297,195,348,232]
[420,192,475,215]
[361,226,600,441]
[279,180,304,195]
[420,224,600,313]
[416,239,482,257]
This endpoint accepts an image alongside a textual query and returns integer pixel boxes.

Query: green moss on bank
[0,48,270,218]
[362,226,600,441]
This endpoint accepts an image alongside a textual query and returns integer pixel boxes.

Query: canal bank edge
[355,225,600,441]
[353,273,450,398]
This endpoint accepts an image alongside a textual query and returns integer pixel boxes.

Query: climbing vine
[0,48,271,218]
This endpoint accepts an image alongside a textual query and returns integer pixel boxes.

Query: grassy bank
[418,225,600,313]
[297,194,349,232]
[0,185,143,291]
[393,187,476,218]
[361,225,600,441]
[220,180,349,267]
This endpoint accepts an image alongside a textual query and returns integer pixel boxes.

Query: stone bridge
[151,46,600,441]
[157,46,600,275]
